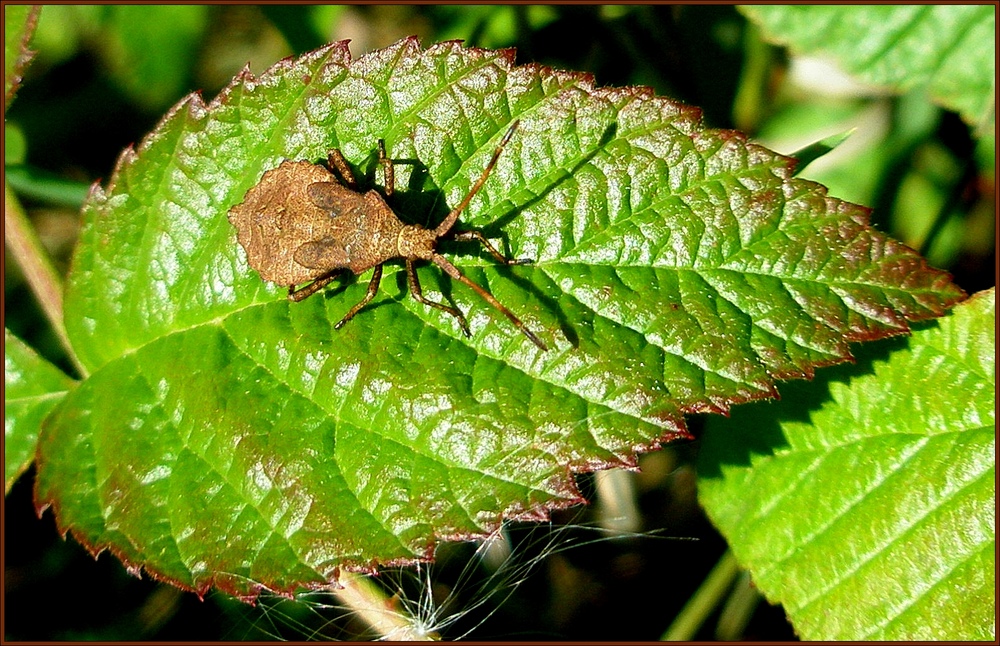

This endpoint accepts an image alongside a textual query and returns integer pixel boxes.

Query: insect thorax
[396,225,437,261]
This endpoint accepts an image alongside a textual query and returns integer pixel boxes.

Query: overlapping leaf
[742,5,995,130]
[4,329,76,493]
[4,4,39,109]
[36,38,964,599]
[698,289,994,640]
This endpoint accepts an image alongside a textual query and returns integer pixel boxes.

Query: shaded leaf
[4,4,40,109]
[4,329,76,493]
[37,38,963,599]
[99,5,209,111]
[698,288,995,640]
[742,5,995,130]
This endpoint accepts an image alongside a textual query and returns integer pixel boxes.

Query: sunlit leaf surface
[699,289,994,640]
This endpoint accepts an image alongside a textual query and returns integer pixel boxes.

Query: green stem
[660,548,741,641]
[732,21,772,133]
[715,570,762,640]
[4,181,87,377]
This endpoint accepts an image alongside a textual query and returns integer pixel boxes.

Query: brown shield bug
[228,121,548,351]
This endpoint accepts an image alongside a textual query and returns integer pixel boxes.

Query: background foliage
[5,5,994,640]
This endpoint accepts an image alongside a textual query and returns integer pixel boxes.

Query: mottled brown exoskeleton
[228,121,547,351]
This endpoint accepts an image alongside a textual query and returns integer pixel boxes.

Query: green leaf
[741,5,996,131]
[38,38,963,600]
[4,329,76,493]
[698,288,995,640]
[4,5,40,109]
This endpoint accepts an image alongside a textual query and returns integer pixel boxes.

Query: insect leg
[431,254,548,351]
[334,264,383,329]
[406,259,471,337]
[326,149,358,190]
[377,140,394,197]
[433,120,519,237]
[288,271,339,302]
[451,229,532,266]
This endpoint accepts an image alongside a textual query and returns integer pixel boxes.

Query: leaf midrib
[93,248,910,424]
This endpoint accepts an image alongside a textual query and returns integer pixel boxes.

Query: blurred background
[5,5,993,640]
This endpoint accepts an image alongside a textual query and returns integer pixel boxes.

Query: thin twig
[661,549,741,641]
[4,181,87,377]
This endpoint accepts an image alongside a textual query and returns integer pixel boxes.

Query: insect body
[228,121,548,351]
